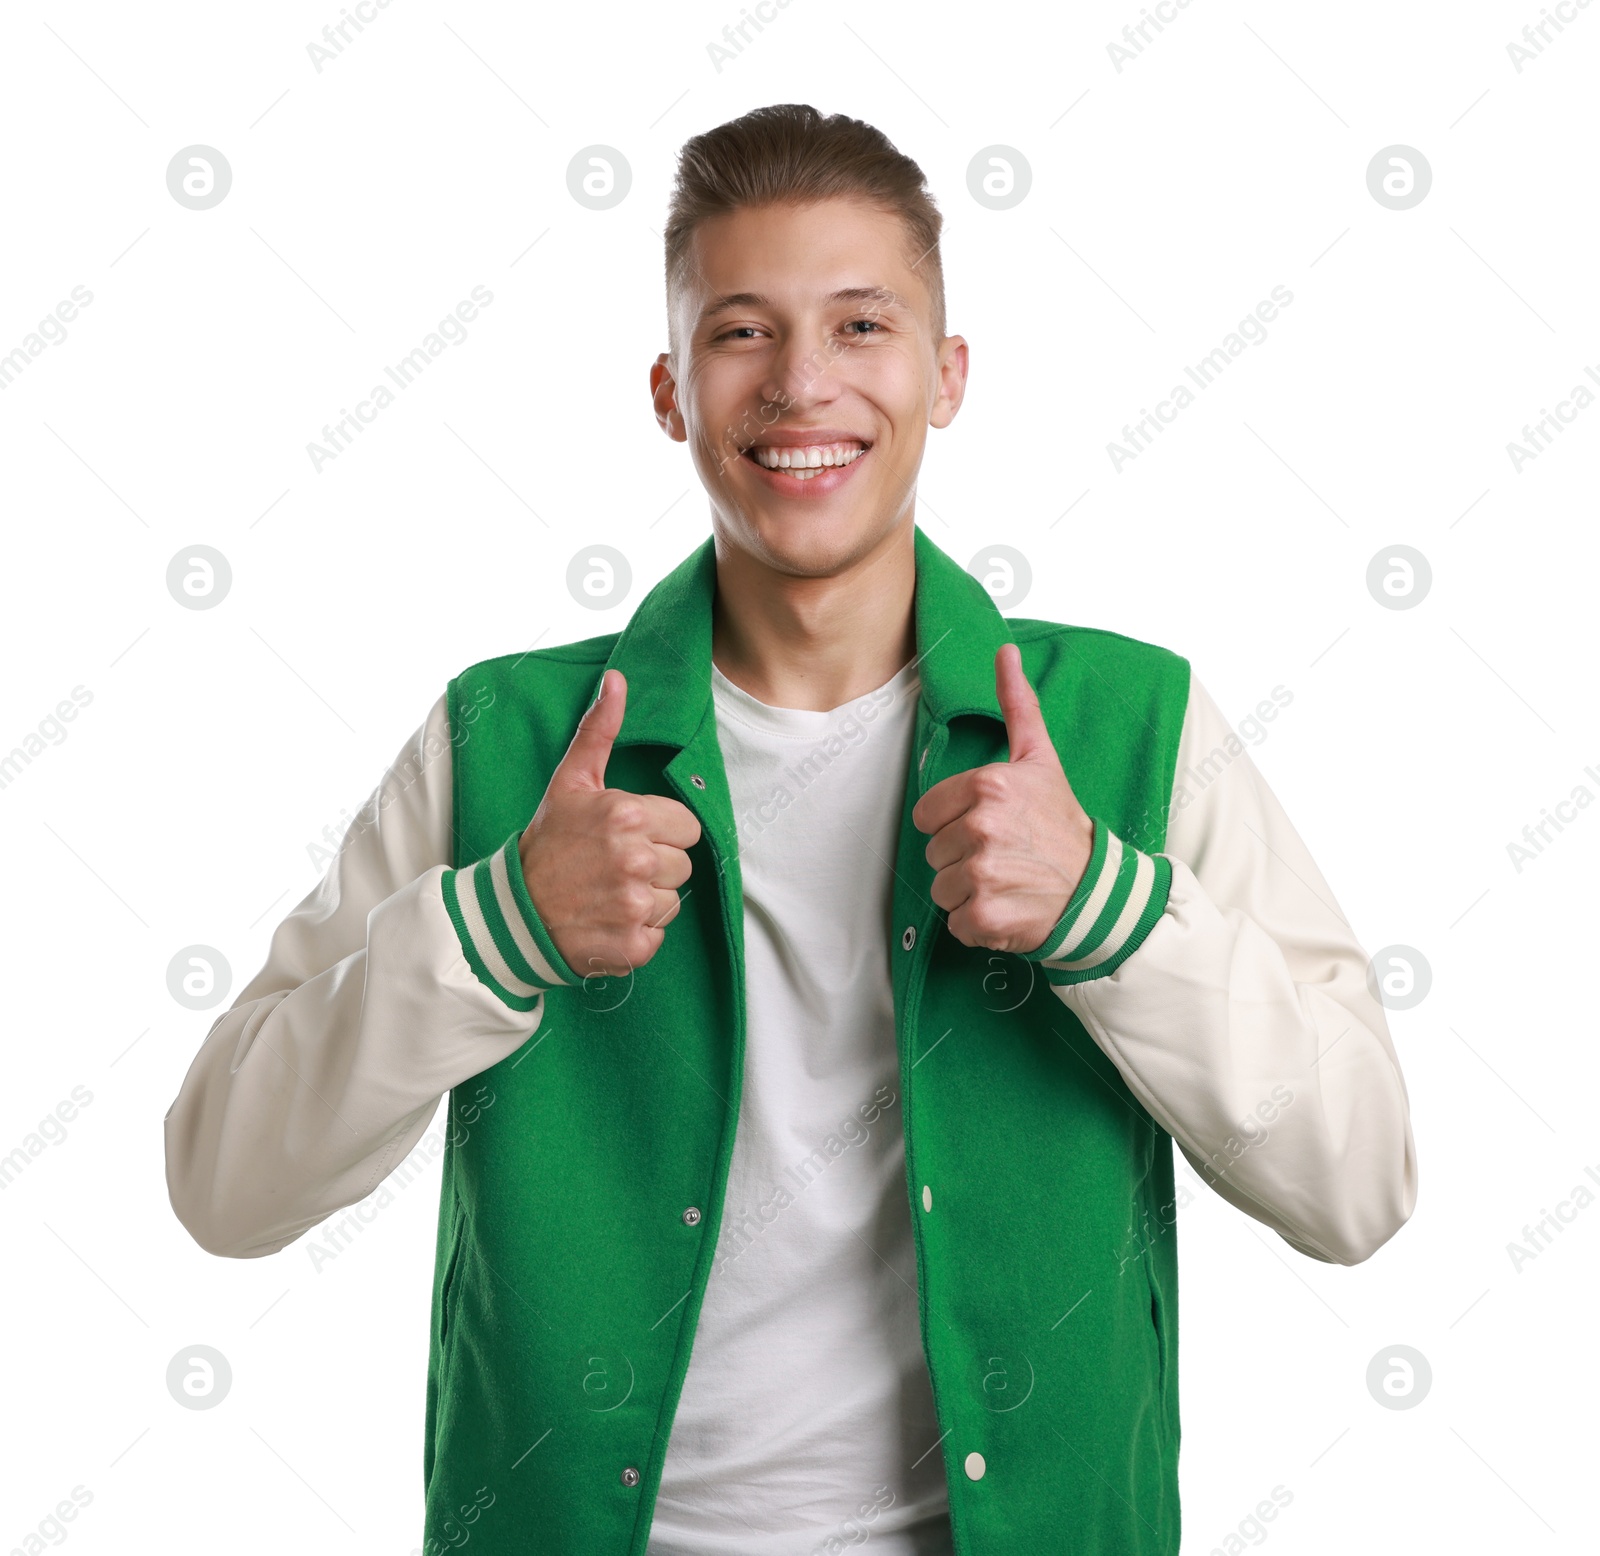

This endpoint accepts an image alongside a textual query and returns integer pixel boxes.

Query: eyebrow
[698,285,910,323]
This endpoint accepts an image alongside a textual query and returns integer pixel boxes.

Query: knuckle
[971,766,1010,803]
[606,794,647,832]
[623,843,658,880]
[625,927,664,965]
[964,812,999,847]
[965,902,1003,939]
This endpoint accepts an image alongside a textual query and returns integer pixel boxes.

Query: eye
[844,318,885,335]
[714,325,764,341]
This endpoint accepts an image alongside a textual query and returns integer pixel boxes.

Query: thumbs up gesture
[518,669,702,980]
[911,644,1094,954]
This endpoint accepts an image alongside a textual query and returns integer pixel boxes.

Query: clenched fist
[518,669,702,979]
[912,643,1095,953]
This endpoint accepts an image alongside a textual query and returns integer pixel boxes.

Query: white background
[1,1,1594,1551]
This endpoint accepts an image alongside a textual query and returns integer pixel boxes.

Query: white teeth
[748,442,868,472]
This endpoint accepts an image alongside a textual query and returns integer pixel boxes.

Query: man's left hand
[911,643,1095,953]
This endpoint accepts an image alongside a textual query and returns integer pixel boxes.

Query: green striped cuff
[441,830,578,1011]
[1017,817,1172,985]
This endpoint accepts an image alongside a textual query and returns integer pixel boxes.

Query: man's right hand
[518,669,702,980]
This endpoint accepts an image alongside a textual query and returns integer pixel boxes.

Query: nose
[758,320,844,419]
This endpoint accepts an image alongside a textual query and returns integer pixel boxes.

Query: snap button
[964,1451,986,1481]
[901,925,916,951]
[621,1465,641,1487]
[682,1206,702,1226]
[690,773,706,789]
[922,1185,932,1212]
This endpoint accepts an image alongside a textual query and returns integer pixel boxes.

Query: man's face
[651,197,967,575]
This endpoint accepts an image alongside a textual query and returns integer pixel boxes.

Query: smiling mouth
[740,440,871,481]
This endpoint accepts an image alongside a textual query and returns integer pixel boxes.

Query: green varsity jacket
[424,523,1192,1554]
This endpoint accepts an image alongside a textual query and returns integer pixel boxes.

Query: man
[165,103,1416,1555]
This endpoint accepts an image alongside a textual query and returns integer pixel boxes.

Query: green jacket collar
[599,524,1015,751]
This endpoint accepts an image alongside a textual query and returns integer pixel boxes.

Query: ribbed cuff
[441,829,579,1011]
[1016,817,1172,985]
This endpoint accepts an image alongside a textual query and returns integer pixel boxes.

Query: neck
[709,521,917,712]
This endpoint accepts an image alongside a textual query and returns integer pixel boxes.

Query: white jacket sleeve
[1023,670,1417,1265]
[163,692,576,1259]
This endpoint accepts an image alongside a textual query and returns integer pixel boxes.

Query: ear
[650,352,687,442]
[929,334,969,431]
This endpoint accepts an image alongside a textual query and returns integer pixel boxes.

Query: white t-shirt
[645,657,956,1556]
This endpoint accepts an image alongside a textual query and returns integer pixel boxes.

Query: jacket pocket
[438,1206,468,1371]
[1141,1253,1168,1404]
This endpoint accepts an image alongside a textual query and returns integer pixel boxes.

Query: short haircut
[663,103,946,355]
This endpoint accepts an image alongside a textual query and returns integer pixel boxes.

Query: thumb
[551,669,626,791]
[995,644,1055,765]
